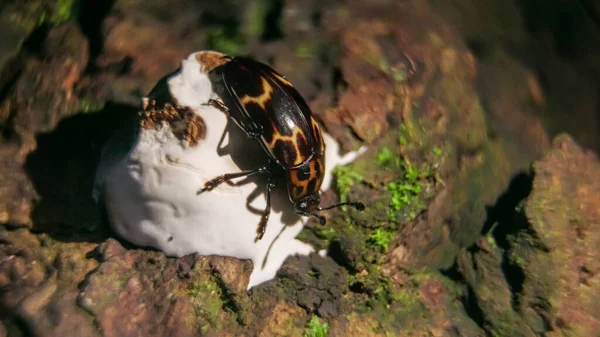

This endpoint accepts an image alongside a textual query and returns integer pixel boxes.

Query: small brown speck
[579,266,593,285]
[167,236,173,242]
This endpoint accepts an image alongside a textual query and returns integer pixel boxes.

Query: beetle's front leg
[255,179,275,242]
[196,165,270,194]
[206,99,262,140]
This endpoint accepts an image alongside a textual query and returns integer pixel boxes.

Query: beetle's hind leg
[196,165,270,194]
[255,179,275,241]
[207,99,262,140]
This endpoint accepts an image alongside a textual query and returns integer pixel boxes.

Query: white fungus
[93,51,366,289]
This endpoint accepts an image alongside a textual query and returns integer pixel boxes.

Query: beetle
[196,53,365,241]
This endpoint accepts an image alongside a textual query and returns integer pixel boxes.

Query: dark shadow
[487,172,533,310]
[260,223,288,269]
[77,0,116,68]
[440,171,535,332]
[20,22,51,57]
[261,0,284,42]
[327,240,357,274]
[480,171,533,236]
[440,261,487,333]
[464,285,487,331]
[477,171,533,310]
[466,39,489,59]
[23,102,139,243]
[597,91,600,148]
[580,0,600,27]
[517,0,586,59]
[0,22,53,140]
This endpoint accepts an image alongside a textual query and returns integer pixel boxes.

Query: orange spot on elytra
[287,157,323,201]
[270,71,294,87]
[269,128,309,166]
[310,118,325,152]
[240,77,273,110]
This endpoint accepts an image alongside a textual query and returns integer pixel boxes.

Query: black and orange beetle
[195,52,365,241]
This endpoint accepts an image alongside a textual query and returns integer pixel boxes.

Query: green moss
[78,99,105,113]
[325,120,443,321]
[36,11,48,26]
[392,69,407,82]
[392,289,421,310]
[347,265,392,308]
[398,134,408,146]
[383,123,431,197]
[402,120,419,138]
[316,228,336,240]
[489,311,523,337]
[206,27,246,56]
[376,146,394,165]
[51,0,75,24]
[187,279,217,297]
[295,43,314,59]
[378,59,407,82]
[398,123,414,146]
[332,165,364,203]
[386,176,422,220]
[245,0,268,40]
[303,315,329,337]
[372,284,394,307]
[432,147,443,156]
[302,118,446,334]
[360,48,383,70]
[404,164,420,182]
[372,286,428,332]
[10,0,76,28]
[408,269,434,283]
[187,279,223,330]
[486,235,498,249]
[505,231,539,269]
[368,228,394,250]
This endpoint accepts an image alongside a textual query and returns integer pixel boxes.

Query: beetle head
[294,194,326,225]
[295,194,366,225]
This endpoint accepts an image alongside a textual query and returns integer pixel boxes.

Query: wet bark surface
[0,0,599,336]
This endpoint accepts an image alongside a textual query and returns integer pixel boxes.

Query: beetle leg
[207,98,231,116]
[255,180,275,241]
[228,87,264,138]
[207,99,262,140]
[196,165,270,194]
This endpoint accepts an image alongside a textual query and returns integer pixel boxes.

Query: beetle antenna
[319,201,365,212]
[310,213,326,225]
